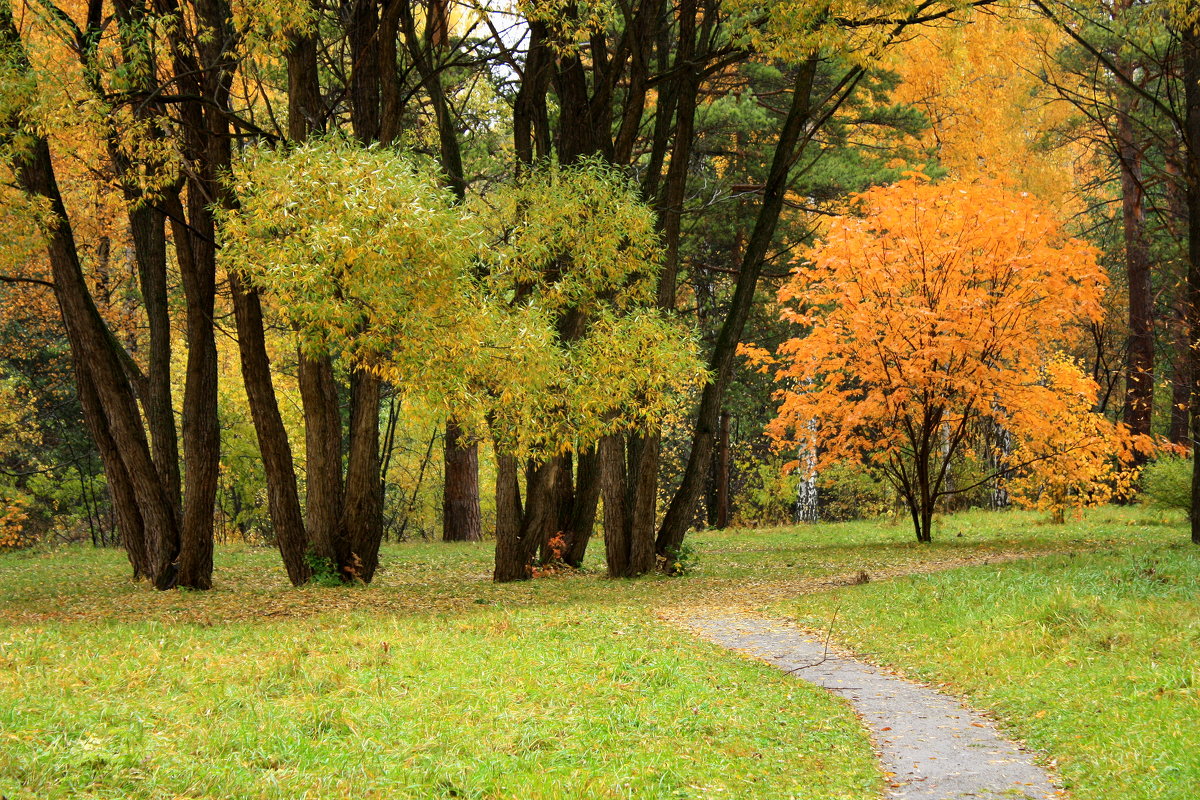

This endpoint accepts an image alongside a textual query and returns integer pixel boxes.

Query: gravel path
[683,615,1060,799]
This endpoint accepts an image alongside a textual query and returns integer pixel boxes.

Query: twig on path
[786,602,840,673]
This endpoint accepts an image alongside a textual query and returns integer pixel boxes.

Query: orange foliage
[756,176,1133,537]
[887,14,1092,204]
[0,501,30,551]
[1005,357,1152,523]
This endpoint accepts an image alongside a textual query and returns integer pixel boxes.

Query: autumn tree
[223,146,703,581]
[757,177,1117,542]
[220,140,475,581]
[466,161,705,580]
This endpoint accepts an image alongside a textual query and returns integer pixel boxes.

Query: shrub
[733,456,799,527]
[0,500,32,551]
[818,461,892,522]
[1142,455,1191,516]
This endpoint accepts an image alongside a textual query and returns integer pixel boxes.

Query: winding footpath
[682,614,1062,799]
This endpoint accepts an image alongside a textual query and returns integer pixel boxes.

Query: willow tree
[460,160,706,581]
[220,140,475,581]
[223,147,702,582]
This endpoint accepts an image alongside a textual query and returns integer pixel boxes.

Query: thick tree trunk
[229,273,312,585]
[657,58,821,556]
[344,370,384,581]
[128,201,181,510]
[600,436,631,577]
[563,446,601,567]
[347,0,381,143]
[173,185,220,590]
[443,418,482,542]
[601,433,658,577]
[494,456,560,581]
[493,454,525,580]
[513,21,552,166]
[298,352,345,566]
[286,21,322,140]
[77,358,153,578]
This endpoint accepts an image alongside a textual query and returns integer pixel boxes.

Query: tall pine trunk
[657,58,821,557]
[1117,91,1154,450]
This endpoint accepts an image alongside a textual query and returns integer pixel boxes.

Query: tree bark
[494,456,560,581]
[493,453,524,579]
[298,352,346,566]
[229,273,312,585]
[563,446,600,567]
[344,370,384,580]
[170,178,219,590]
[443,418,482,542]
[129,192,181,512]
[601,433,659,577]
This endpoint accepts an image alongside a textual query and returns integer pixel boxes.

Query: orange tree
[751,176,1119,542]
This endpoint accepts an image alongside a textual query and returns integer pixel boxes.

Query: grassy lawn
[777,510,1199,800]
[0,506,1192,798]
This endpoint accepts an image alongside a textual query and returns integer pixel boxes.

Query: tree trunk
[563,446,601,567]
[494,456,559,581]
[128,200,181,511]
[657,57,821,557]
[600,435,631,577]
[343,370,384,581]
[172,184,220,590]
[1117,92,1154,450]
[443,418,482,542]
[493,454,526,580]
[602,433,659,577]
[77,359,153,579]
[1183,19,1200,544]
[513,21,552,166]
[298,352,346,566]
[229,273,312,585]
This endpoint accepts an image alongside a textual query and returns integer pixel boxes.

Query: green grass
[0,608,882,799]
[0,505,1192,798]
[776,516,1200,800]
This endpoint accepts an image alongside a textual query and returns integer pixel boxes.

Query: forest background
[1,0,1198,587]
